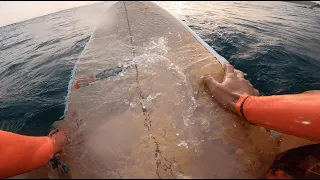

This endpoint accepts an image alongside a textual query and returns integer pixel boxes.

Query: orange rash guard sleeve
[0,130,54,178]
[235,94,320,142]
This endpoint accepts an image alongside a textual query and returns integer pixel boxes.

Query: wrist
[234,94,250,118]
[232,92,241,106]
[226,92,241,113]
[48,136,58,158]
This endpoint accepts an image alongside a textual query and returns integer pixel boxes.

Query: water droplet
[302,121,311,125]
[130,102,137,108]
[124,99,129,104]
[177,141,188,148]
[294,120,311,125]
[236,148,243,155]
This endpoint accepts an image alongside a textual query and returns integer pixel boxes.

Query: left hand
[48,130,68,155]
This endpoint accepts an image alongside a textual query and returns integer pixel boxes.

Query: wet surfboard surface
[56,1,280,178]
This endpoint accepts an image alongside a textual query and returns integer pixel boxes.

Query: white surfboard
[57,1,280,178]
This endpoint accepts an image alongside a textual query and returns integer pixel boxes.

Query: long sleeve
[0,130,54,178]
[235,94,320,142]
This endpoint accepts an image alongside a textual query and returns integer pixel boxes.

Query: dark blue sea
[1,1,319,136]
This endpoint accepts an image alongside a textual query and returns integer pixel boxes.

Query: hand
[48,130,68,155]
[203,63,259,113]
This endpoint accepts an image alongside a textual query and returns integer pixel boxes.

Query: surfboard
[56,1,280,178]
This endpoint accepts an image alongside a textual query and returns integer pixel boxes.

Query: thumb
[49,129,59,137]
[202,74,220,93]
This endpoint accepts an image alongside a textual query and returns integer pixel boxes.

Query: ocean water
[0,1,319,136]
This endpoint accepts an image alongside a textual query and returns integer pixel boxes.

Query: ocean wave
[1,1,319,136]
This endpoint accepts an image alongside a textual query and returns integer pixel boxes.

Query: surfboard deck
[55,1,280,178]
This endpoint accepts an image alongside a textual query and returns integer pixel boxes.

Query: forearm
[0,130,54,178]
[235,94,320,142]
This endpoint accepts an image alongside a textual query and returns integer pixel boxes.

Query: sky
[0,1,101,27]
[0,1,319,27]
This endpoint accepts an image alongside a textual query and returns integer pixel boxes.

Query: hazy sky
[0,1,101,27]
[1,1,319,27]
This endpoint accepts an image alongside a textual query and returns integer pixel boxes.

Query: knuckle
[237,74,244,78]
[204,76,214,83]
[226,64,233,69]
[254,89,260,95]
[228,74,236,78]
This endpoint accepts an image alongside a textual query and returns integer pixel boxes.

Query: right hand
[203,63,259,113]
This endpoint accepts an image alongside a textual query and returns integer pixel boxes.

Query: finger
[254,89,259,96]
[234,69,244,78]
[246,80,253,88]
[301,90,320,94]
[48,129,59,137]
[63,130,68,136]
[48,130,55,137]
[203,74,221,96]
[224,63,234,75]
[58,129,68,135]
